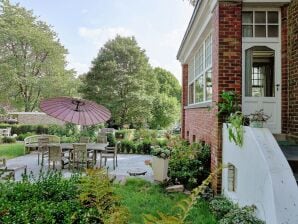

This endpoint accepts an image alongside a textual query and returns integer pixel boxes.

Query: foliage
[217,91,241,121]
[219,206,264,224]
[209,196,235,220]
[151,145,171,159]
[0,171,84,223]
[0,143,24,159]
[0,0,78,111]
[114,178,216,224]
[120,139,136,154]
[107,133,116,147]
[1,136,16,143]
[137,139,152,154]
[150,93,180,129]
[115,129,127,139]
[16,132,36,141]
[134,129,158,141]
[150,68,181,129]
[168,142,211,189]
[227,112,244,147]
[247,109,271,122]
[80,35,158,128]
[77,169,129,224]
[143,166,222,223]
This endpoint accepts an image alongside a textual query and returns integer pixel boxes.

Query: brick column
[281,5,289,134]
[181,64,188,139]
[288,1,298,136]
[212,0,242,193]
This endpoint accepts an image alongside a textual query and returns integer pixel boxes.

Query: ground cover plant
[0,143,24,159]
[114,178,217,224]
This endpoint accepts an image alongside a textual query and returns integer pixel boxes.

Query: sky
[11,0,193,83]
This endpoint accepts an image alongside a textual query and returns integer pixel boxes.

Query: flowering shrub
[151,146,171,159]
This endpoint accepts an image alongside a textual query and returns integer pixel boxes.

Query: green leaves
[0,0,78,111]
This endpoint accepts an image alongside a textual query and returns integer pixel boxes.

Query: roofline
[176,0,203,60]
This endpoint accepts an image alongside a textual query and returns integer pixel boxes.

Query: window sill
[184,102,212,109]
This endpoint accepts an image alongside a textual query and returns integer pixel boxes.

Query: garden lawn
[114,178,217,224]
[0,143,25,159]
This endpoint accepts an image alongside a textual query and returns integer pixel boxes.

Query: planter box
[250,121,264,128]
[152,156,169,182]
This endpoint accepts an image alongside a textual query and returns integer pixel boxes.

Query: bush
[219,206,264,224]
[115,130,126,139]
[168,142,211,189]
[16,132,36,141]
[134,129,157,141]
[107,133,116,147]
[151,146,171,159]
[1,137,16,144]
[0,171,84,223]
[209,196,235,220]
[120,139,136,154]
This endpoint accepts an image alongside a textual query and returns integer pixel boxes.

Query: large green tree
[0,0,77,111]
[150,68,181,129]
[81,35,158,128]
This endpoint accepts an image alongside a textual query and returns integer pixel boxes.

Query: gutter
[176,0,203,60]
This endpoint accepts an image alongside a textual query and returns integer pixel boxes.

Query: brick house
[177,0,297,192]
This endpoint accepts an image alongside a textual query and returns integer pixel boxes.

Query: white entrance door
[242,43,281,133]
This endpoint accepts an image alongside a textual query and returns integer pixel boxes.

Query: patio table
[26,143,108,165]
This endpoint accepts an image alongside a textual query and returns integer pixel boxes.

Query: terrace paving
[5,153,154,182]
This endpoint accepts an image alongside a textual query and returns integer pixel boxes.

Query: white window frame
[188,33,212,106]
[242,8,280,43]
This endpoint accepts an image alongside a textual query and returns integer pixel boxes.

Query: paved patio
[5,153,154,182]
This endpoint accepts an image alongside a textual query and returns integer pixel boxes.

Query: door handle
[276,84,280,91]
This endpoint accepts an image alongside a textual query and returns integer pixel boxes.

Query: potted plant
[247,109,271,128]
[151,146,171,182]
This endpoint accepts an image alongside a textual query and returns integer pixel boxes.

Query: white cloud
[66,55,90,76]
[78,27,134,48]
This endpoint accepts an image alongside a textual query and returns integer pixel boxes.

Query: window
[242,11,279,38]
[188,34,212,105]
[228,164,237,192]
[245,46,275,97]
[192,135,196,142]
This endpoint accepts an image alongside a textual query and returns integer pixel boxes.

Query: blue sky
[12,0,193,83]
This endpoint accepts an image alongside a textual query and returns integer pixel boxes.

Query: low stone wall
[9,112,64,126]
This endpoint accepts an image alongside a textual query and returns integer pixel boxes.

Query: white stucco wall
[222,125,298,224]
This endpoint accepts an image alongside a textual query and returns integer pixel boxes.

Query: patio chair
[48,145,69,169]
[97,133,107,143]
[69,143,94,170]
[37,137,49,166]
[100,142,120,170]
[80,136,90,143]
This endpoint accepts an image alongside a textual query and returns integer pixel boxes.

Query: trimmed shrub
[168,142,211,189]
[16,132,36,141]
[1,137,16,144]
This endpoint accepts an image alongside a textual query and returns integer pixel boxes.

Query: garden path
[5,153,154,182]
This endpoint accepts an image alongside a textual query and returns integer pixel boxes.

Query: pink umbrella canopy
[40,97,111,125]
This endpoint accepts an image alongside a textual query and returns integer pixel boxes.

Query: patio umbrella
[40,97,111,125]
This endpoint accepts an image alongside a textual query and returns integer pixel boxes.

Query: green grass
[114,178,217,224]
[0,143,25,159]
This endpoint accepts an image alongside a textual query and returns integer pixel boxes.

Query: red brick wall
[281,6,289,134]
[181,64,188,139]
[181,1,242,193]
[287,1,298,136]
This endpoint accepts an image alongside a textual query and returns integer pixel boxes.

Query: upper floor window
[188,34,212,105]
[242,11,279,38]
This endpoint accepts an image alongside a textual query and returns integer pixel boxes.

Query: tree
[150,68,181,129]
[0,0,77,111]
[150,93,180,129]
[153,67,181,102]
[81,35,158,128]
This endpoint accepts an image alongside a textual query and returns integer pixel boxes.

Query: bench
[24,135,60,153]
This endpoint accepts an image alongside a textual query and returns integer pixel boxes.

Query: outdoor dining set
[24,133,119,171]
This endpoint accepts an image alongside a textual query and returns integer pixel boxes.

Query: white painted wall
[222,125,298,224]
